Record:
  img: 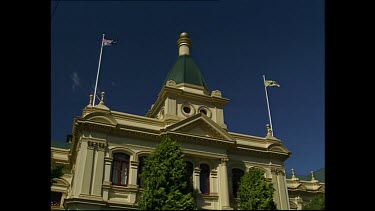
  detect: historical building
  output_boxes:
[51,32,324,210]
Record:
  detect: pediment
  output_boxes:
[268,143,290,153]
[165,113,235,143]
[83,112,118,125]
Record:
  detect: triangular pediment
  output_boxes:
[165,113,235,143]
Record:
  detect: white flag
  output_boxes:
[265,80,280,87]
[103,38,117,46]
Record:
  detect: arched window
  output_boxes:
[111,153,130,186]
[232,168,244,198]
[137,156,147,188]
[185,161,194,192]
[200,164,210,194]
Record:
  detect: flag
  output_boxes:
[265,80,280,87]
[103,38,117,46]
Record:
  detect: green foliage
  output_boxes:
[137,136,197,210]
[51,161,64,186]
[303,194,325,210]
[237,169,277,210]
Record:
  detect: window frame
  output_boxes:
[111,153,130,186]
[199,163,210,195]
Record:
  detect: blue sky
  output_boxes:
[51,0,324,176]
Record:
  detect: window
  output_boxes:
[137,156,147,188]
[232,168,244,198]
[111,153,130,186]
[185,161,194,192]
[200,164,210,194]
[51,191,62,207]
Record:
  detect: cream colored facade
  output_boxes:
[51,32,323,210]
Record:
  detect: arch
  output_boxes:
[109,147,136,160]
[268,143,289,153]
[228,161,246,176]
[83,112,118,125]
[136,151,152,161]
[196,159,215,170]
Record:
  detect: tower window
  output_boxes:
[183,106,191,114]
[200,109,207,115]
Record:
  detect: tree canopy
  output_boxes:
[303,194,325,210]
[237,168,277,210]
[137,136,197,210]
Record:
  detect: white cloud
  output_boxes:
[70,72,80,91]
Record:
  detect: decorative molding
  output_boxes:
[271,167,285,175]
[211,90,222,98]
[88,141,107,151]
[166,80,177,87]
[221,157,229,164]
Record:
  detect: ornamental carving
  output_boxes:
[87,141,107,151]
[271,167,285,175]
[221,157,229,164]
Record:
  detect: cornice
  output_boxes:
[146,85,229,118]
[111,111,164,127]
[165,131,236,147]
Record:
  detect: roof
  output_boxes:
[163,55,209,91]
[51,141,71,149]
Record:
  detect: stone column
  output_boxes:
[72,140,86,197]
[90,142,107,197]
[271,167,290,210]
[194,167,201,192]
[219,157,231,210]
[81,141,95,195]
[102,156,113,200]
[129,161,139,188]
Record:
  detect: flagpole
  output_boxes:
[93,34,105,106]
[263,75,274,136]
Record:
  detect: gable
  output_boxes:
[165,113,235,143]
[181,125,212,137]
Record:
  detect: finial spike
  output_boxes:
[99,92,105,105]
[266,124,272,136]
[311,170,316,181]
[88,94,93,106]
[177,32,191,56]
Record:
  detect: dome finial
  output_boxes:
[177,32,191,56]
[99,92,105,105]
[88,94,93,107]
[311,170,318,182]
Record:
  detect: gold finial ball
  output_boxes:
[180,32,189,38]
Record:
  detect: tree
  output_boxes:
[137,136,197,210]
[303,194,325,210]
[237,168,277,210]
[51,161,64,186]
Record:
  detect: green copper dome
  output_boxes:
[163,55,209,91]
